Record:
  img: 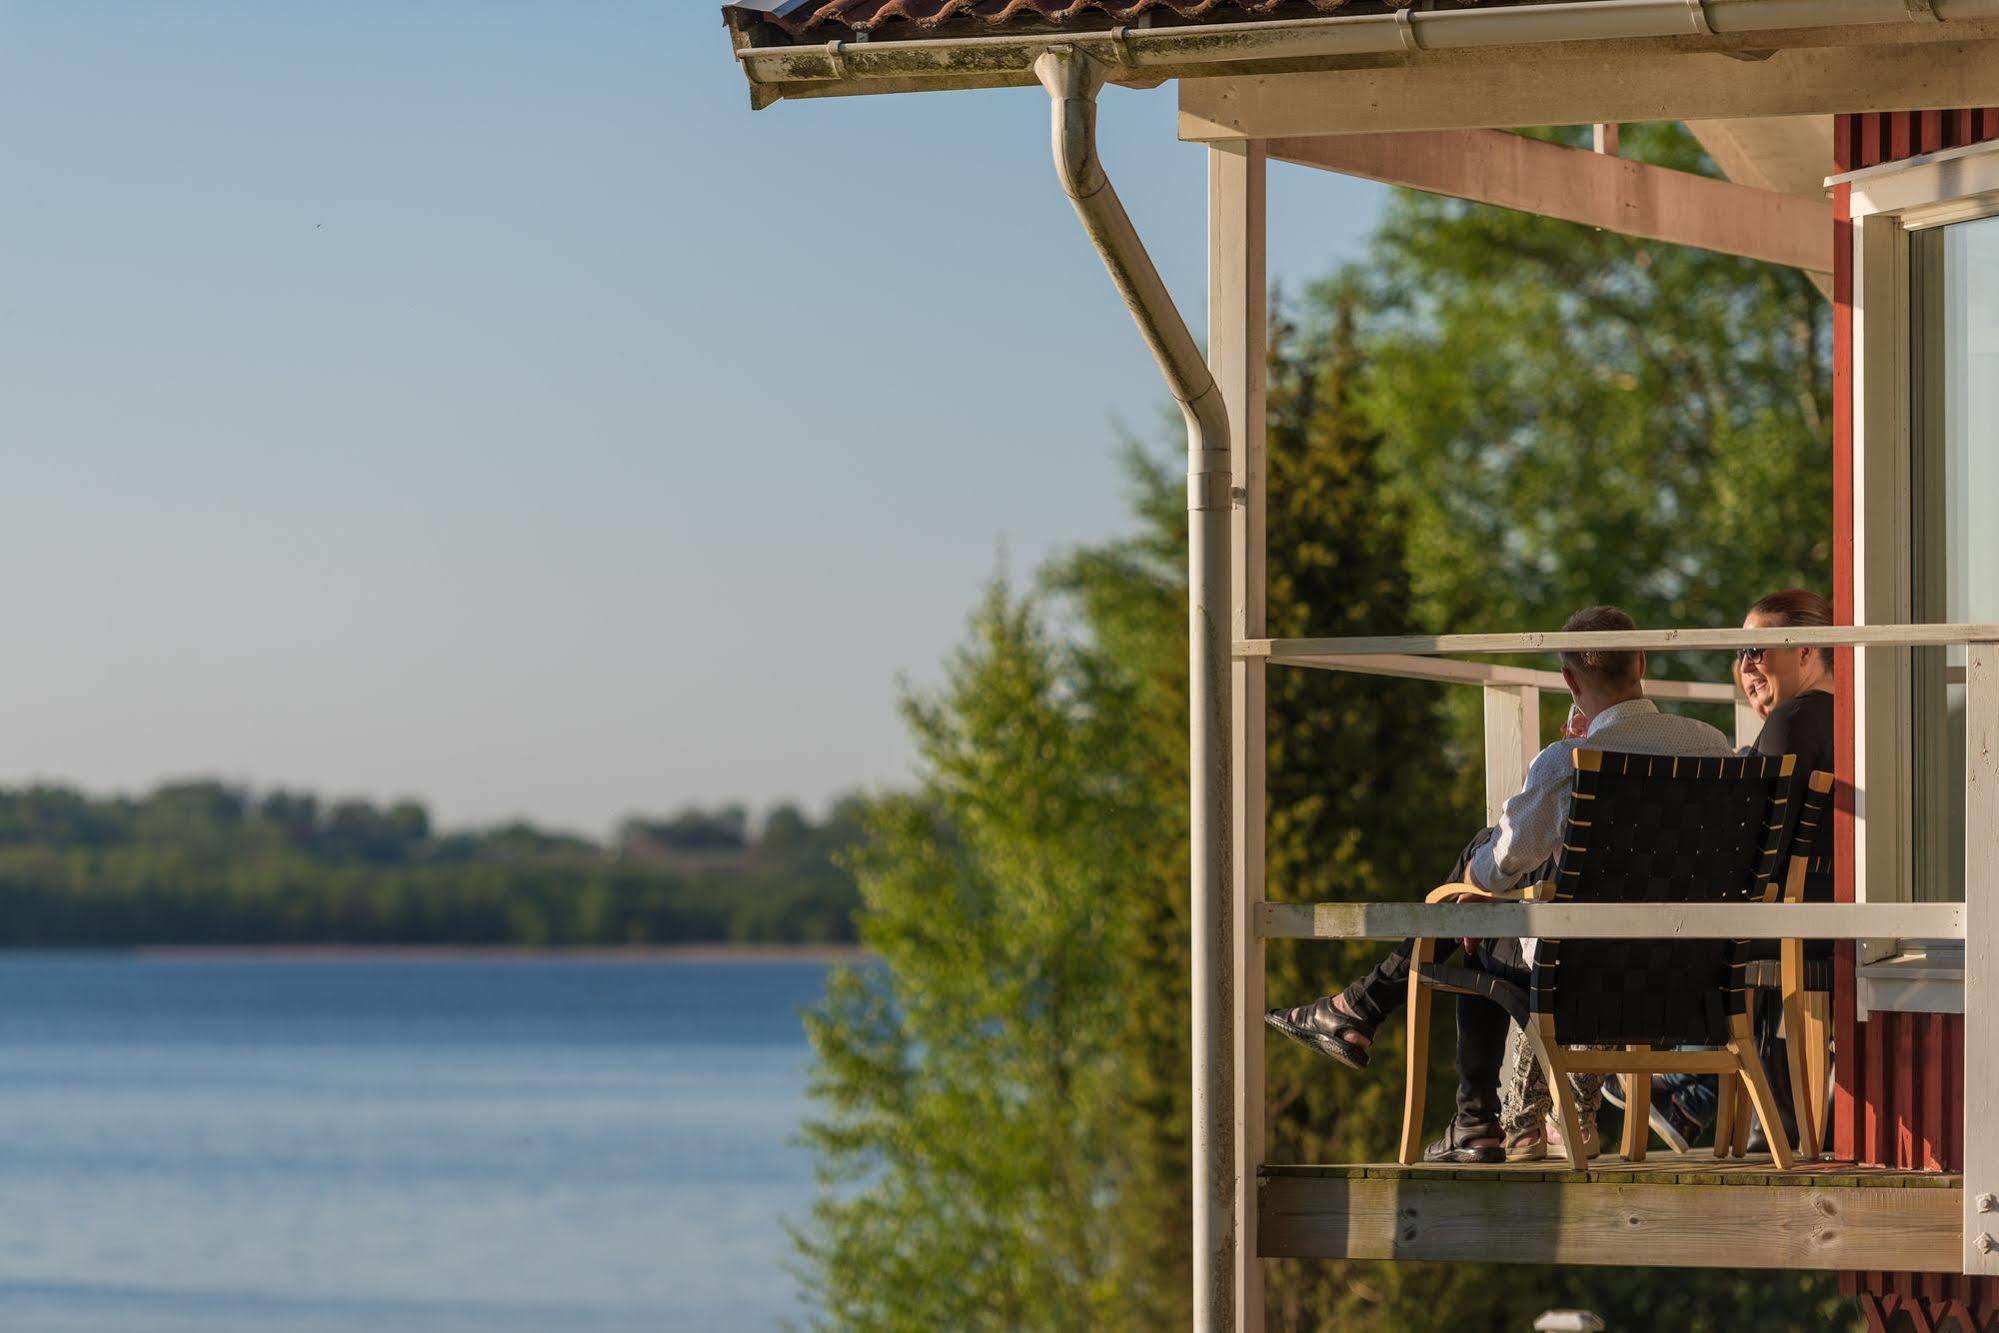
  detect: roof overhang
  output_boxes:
[725,0,1999,109]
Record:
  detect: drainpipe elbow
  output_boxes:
[1034,49,1110,203]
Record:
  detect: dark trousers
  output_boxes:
[1336,826,1523,1138]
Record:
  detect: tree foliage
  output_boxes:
[799,123,1853,1329]
[0,780,863,946]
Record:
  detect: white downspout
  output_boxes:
[1033,49,1236,1333]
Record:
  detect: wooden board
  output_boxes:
[1180,38,1999,141]
[1965,646,1999,1272]
[1257,899,1966,941]
[1280,651,1735,701]
[1268,129,1831,274]
[1211,137,1268,1331]
[1245,622,1999,660]
[1260,1165,1963,1271]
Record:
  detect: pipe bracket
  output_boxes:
[1684,0,1713,34]
[1188,472,1234,512]
[1394,8,1425,51]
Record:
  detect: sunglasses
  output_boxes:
[1736,646,1768,666]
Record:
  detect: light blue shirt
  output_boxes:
[1468,697,1736,896]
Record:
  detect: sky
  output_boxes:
[0,2,1387,835]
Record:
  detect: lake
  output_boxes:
[0,954,831,1332]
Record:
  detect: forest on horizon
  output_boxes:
[0,779,862,947]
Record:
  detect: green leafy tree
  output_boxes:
[795,581,1173,1330]
[798,118,1854,1331]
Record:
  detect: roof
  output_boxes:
[723,0,1368,45]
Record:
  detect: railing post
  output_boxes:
[1483,684,1541,827]
[1735,696,1763,750]
[1965,645,1998,1273]
[1211,136,1266,1333]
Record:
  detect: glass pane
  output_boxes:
[1912,215,1999,903]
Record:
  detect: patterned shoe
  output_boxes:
[1545,1114,1601,1161]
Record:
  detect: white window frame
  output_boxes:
[1841,139,1999,1015]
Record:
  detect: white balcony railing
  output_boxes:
[1237,622,1999,1275]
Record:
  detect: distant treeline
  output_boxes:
[0,781,864,946]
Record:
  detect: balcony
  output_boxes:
[1235,621,1997,1279]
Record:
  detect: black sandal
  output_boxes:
[1424,1127,1504,1165]
[1264,997,1375,1071]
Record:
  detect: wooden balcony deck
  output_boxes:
[1261,1158,1962,1272]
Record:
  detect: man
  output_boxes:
[1266,605,1735,1163]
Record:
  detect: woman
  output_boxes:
[1506,588,1837,1157]
[1737,587,1837,837]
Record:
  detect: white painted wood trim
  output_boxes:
[1268,128,1831,273]
[1276,651,1737,702]
[1857,953,1966,1015]
[1241,623,1999,659]
[1964,646,1999,1272]
[1256,900,1966,941]
[1735,697,1764,750]
[1178,37,1999,142]
[1212,137,1268,1333]
[1844,138,1999,226]
[1829,137,1999,189]
[1852,210,1915,967]
[1482,684,1540,828]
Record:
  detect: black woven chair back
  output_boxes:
[1751,767,1838,967]
[1530,750,1795,1048]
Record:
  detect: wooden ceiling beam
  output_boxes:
[1267,127,1834,273]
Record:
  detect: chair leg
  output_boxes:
[1802,992,1832,1159]
[1621,1046,1650,1163]
[1730,1015,1797,1171]
[1783,989,1820,1163]
[1399,939,1437,1166]
[1731,1077,1753,1159]
[1528,1016,1590,1172]
[1713,1075,1737,1158]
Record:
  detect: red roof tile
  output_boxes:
[726,0,1368,42]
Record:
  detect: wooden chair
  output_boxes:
[1717,770,1836,1160]
[1399,749,1817,1173]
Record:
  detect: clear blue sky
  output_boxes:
[0,2,1386,833]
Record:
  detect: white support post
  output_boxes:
[1735,697,1763,750]
[1482,684,1541,827]
[1964,646,1998,1273]
[1211,137,1267,1333]
[1592,122,1620,157]
[1853,209,1915,971]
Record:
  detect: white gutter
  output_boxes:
[1031,48,1235,1332]
[738,0,1999,100]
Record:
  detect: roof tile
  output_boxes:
[729,0,1365,40]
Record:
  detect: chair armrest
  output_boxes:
[1423,880,1555,905]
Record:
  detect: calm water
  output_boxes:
[0,955,829,1332]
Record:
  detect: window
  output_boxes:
[1909,216,1999,903]
[1844,138,1999,1006]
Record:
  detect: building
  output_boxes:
[717,3,1999,1328]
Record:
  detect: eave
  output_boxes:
[726,0,1999,108]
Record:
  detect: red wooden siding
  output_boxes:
[1832,107,1999,1328]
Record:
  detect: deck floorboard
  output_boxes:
[1260,1159,1964,1270]
[1270,1157,1959,1188]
